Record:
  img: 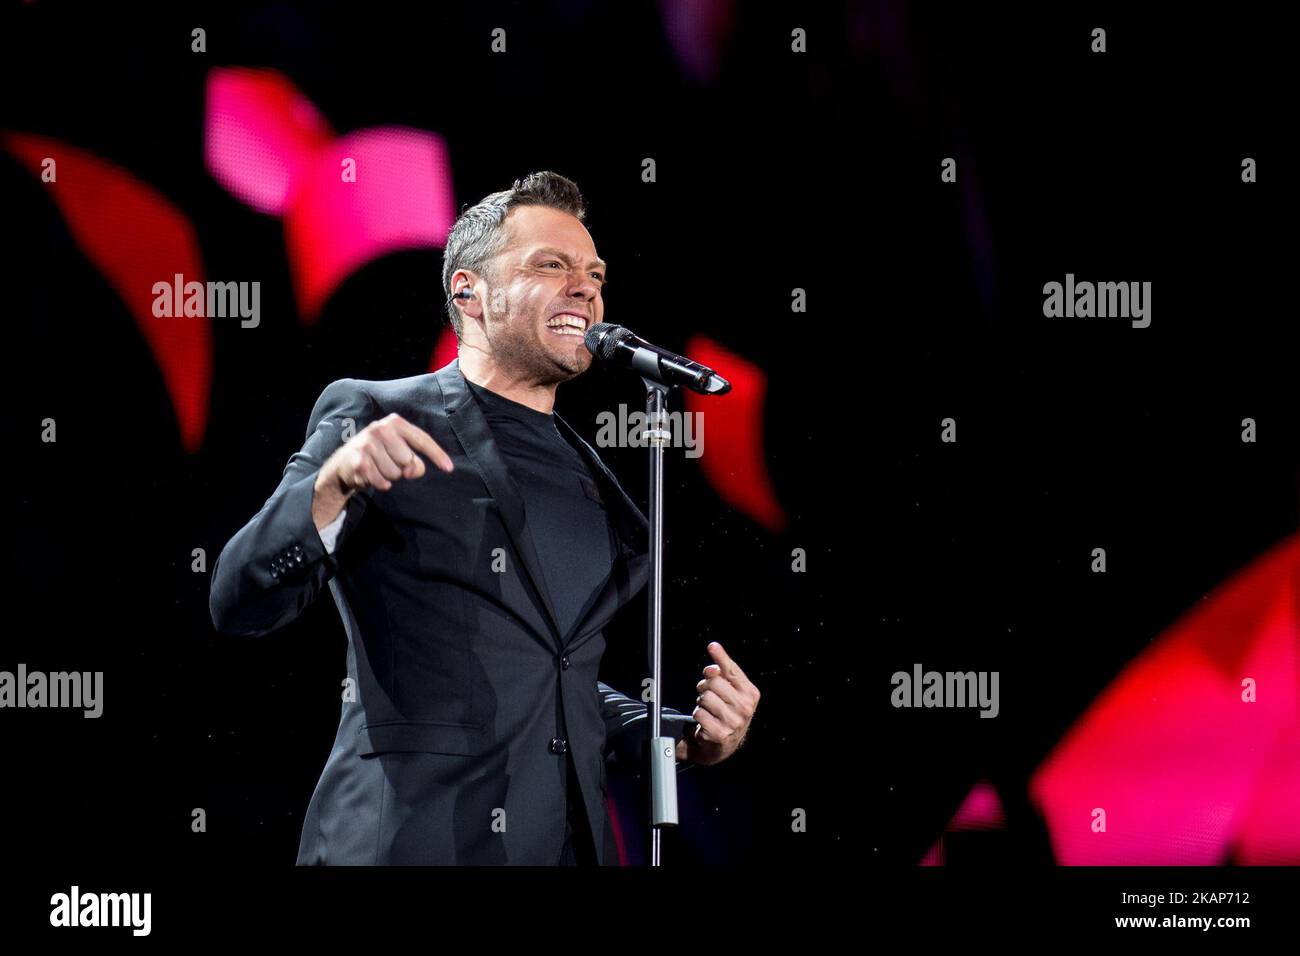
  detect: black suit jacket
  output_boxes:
[209,359,697,865]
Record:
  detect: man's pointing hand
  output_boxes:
[313,413,454,530]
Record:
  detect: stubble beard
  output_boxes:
[489,306,589,387]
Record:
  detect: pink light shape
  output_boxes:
[3,131,210,453]
[205,67,333,215]
[950,779,1006,831]
[205,67,457,324]
[283,127,455,323]
[919,779,1006,865]
[684,336,786,533]
[1234,723,1300,863]
[1030,533,1300,864]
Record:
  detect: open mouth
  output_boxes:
[545,313,588,337]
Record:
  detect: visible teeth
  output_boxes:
[546,315,586,333]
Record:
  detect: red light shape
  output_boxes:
[684,336,786,533]
[428,327,459,372]
[606,794,628,867]
[3,132,210,453]
[1030,533,1300,864]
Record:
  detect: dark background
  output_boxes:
[3,0,1296,885]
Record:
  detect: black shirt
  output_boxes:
[465,378,615,864]
[465,379,617,638]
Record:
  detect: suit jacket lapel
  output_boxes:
[433,359,652,653]
[436,360,564,647]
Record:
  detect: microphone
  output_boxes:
[584,323,731,395]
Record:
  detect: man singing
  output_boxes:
[209,171,760,865]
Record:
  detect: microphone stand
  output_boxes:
[641,376,678,866]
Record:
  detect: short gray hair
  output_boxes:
[441,171,587,337]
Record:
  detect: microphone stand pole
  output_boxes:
[642,376,678,866]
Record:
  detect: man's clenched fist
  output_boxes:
[312,413,454,530]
